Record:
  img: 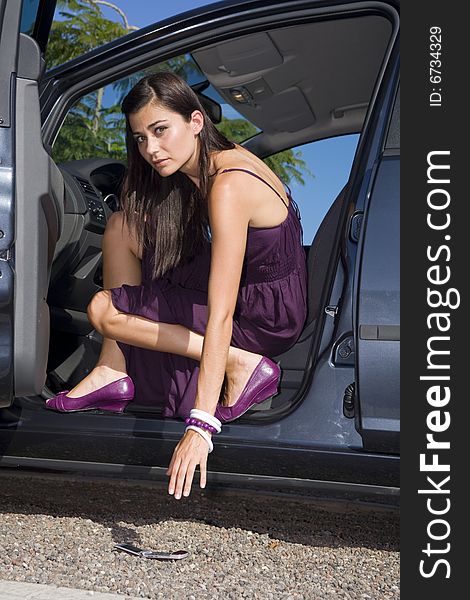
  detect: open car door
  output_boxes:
[353,68,400,453]
[0,0,60,408]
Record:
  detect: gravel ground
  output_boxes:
[0,471,399,599]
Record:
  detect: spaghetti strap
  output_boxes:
[218,168,289,209]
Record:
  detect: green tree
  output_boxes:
[52,93,127,162]
[216,118,312,185]
[49,0,135,162]
[46,1,136,67]
[49,1,313,185]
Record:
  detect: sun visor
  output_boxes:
[227,86,315,133]
[194,33,282,79]
[192,15,393,139]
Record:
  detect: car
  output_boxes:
[0,0,400,506]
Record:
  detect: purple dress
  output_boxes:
[110,168,307,419]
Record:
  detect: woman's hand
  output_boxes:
[166,429,209,499]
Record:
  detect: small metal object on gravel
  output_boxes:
[114,543,188,560]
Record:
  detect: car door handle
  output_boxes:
[359,325,400,341]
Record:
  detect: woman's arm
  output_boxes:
[194,175,251,413]
[166,174,251,499]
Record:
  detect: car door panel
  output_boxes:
[15,37,64,395]
[0,0,59,406]
[0,0,21,407]
[355,156,400,452]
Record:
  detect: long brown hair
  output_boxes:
[120,72,235,279]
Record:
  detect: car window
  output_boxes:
[20,0,42,35]
[51,53,259,164]
[46,0,135,69]
[52,50,359,245]
[271,135,359,244]
[45,1,221,70]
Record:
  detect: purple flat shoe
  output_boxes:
[45,376,135,413]
[215,357,281,423]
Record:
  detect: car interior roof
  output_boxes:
[192,14,392,155]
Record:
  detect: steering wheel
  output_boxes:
[48,158,126,313]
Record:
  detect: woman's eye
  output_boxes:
[134,127,166,144]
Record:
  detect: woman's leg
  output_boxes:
[65,212,143,397]
[87,292,263,407]
[67,210,261,406]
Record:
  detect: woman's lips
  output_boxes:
[153,158,169,167]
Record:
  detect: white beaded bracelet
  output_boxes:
[190,409,222,433]
[186,425,214,453]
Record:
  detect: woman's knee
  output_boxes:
[105,210,125,232]
[104,211,141,258]
[103,211,126,245]
[87,290,114,335]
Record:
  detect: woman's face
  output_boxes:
[129,101,204,177]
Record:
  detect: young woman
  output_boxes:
[46,72,307,499]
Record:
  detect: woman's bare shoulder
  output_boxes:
[211,145,263,174]
[212,147,285,193]
[208,147,290,227]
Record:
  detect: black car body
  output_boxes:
[0,0,400,505]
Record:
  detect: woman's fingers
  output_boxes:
[174,460,189,499]
[174,453,202,499]
[182,462,197,497]
[199,459,207,489]
[168,455,181,495]
[167,431,209,499]
[166,452,176,476]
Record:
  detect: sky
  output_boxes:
[69,0,359,242]
[98,1,224,26]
